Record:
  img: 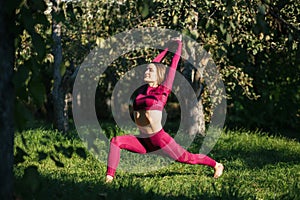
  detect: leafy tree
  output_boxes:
[14,0,50,128]
[13,0,300,135]
[14,0,79,132]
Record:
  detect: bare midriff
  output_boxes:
[134,110,163,134]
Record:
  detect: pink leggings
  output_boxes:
[106,129,216,177]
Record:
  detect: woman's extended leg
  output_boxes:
[106,135,147,180]
[149,129,224,178]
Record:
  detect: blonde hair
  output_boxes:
[152,62,166,85]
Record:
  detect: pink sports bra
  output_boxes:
[133,40,182,111]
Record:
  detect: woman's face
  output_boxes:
[144,63,158,85]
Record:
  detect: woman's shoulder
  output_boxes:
[156,84,171,94]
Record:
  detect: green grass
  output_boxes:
[13,127,300,200]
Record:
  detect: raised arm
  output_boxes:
[162,40,182,91]
[152,47,169,63]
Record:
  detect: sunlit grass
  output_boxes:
[14,127,300,199]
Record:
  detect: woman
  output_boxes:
[106,37,224,183]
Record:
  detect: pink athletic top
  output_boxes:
[133,41,182,111]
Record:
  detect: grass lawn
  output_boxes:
[13,126,300,200]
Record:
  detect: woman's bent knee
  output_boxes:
[110,136,120,146]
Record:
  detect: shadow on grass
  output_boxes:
[14,165,257,200]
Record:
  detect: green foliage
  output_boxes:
[69,0,299,131]
[14,0,51,129]
[14,0,300,132]
[14,127,300,199]
[14,0,81,130]
[220,0,300,131]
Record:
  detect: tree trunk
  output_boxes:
[0,1,15,199]
[180,4,206,136]
[182,45,206,136]
[182,62,206,136]
[52,0,67,132]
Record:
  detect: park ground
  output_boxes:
[13,125,300,200]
